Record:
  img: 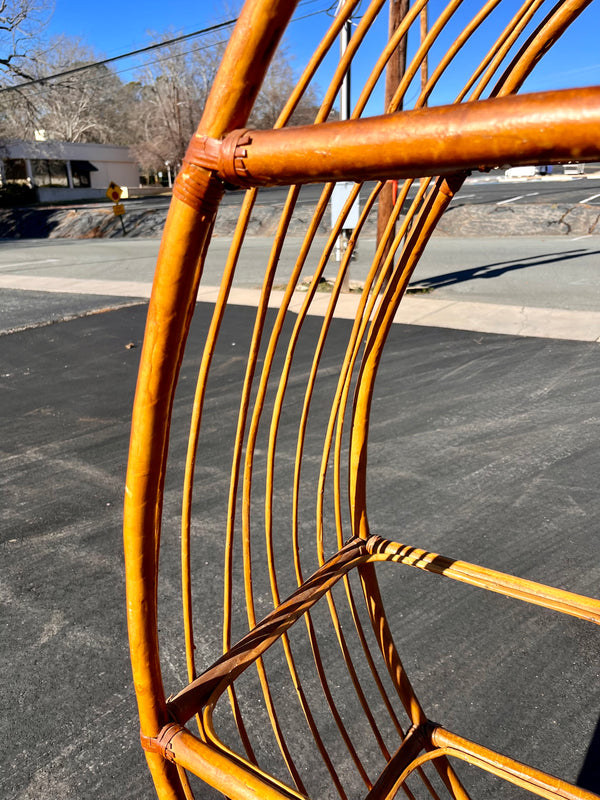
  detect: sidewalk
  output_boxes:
[1,271,599,342]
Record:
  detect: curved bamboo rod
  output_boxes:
[129,1,600,798]
[420,0,504,106]
[349,0,597,574]
[353,0,429,117]
[272,182,417,778]
[249,185,389,791]
[367,725,600,800]
[212,86,600,188]
[251,1,434,776]
[276,0,364,128]
[125,0,300,795]
[125,179,225,800]
[181,188,258,686]
[366,536,600,623]
[227,186,307,789]
[492,0,594,97]
[465,0,548,102]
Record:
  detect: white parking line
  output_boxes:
[497,195,524,205]
[496,191,539,205]
[449,193,476,203]
[0,258,60,270]
[579,193,600,204]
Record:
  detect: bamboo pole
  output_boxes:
[208,86,600,187]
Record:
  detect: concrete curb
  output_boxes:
[1,273,598,342]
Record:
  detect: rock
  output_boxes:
[1,200,599,240]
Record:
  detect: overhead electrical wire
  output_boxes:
[0,0,329,94]
[0,19,236,94]
[7,36,232,100]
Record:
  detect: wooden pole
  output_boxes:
[420,4,428,99]
[375,0,409,280]
[340,14,352,291]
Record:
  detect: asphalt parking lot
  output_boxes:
[1,288,599,799]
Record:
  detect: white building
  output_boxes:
[0,140,140,202]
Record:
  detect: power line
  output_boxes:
[0,18,237,94]
[9,36,231,99]
[109,5,330,79]
[0,0,329,95]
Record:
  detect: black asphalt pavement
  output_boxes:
[0,287,144,334]
[1,295,599,799]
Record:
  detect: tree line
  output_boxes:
[0,0,319,177]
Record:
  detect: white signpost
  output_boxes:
[333,2,359,283]
[331,181,360,263]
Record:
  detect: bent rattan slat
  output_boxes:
[123,0,600,798]
[193,87,600,187]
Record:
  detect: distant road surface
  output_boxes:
[85,171,600,214]
[0,234,599,318]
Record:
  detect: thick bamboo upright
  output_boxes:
[124,1,600,798]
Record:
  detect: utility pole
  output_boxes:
[375,0,409,279]
[340,16,351,122]
[420,4,429,98]
[333,2,359,289]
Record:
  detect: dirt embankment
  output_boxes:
[1,197,600,239]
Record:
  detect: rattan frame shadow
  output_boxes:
[123,1,600,798]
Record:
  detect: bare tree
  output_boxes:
[0,0,51,81]
[0,17,322,179]
[248,43,319,129]
[131,33,319,174]
[0,83,36,136]
[130,32,225,173]
[0,35,142,143]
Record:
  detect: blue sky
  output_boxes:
[44,0,600,110]
[45,0,235,58]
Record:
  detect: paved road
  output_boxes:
[1,235,599,333]
[61,170,600,215]
[457,174,600,207]
[215,175,600,228]
[212,174,600,210]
